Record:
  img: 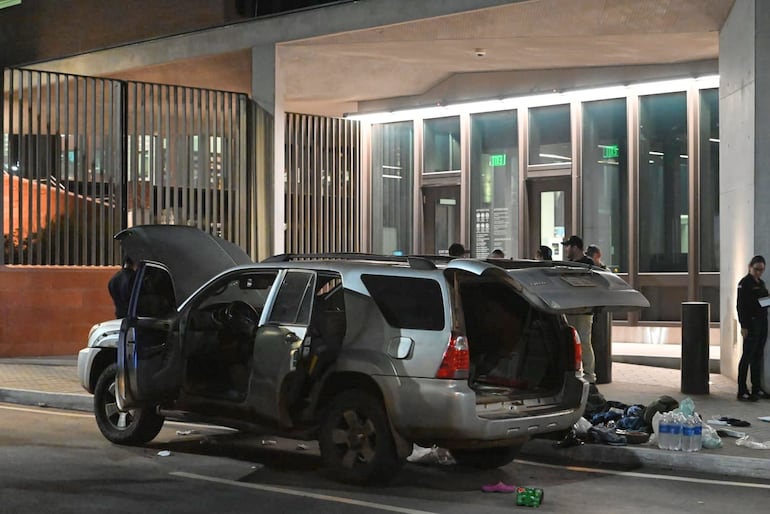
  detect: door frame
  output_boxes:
[421,184,462,255]
[526,175,573,260]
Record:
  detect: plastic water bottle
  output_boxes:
[681,416,695,452]
[657,412,671,450]
[667,413,682,451]
[691,415,702,452]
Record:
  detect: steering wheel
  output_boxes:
[224,301,260,335]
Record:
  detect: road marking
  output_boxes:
[171,471,439,514]
[518,459,770,489]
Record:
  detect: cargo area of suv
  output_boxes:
[460,278,571,398]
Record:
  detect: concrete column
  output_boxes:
[719,0,770,382]
[251,43,285,255]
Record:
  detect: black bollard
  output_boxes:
[592,311,612,384]
[681,302,710,394]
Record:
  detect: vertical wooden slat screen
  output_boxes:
[284,112,361,254]
[1,67,252,265]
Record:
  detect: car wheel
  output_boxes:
[318,390,403,485]
[451,445,522,469]
[93,363,165,445]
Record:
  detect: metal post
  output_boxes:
[681,302,710,394]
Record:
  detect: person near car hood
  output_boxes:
[108,256,137,318]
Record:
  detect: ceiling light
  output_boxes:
[345,75,721,123]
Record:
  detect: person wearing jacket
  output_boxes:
[736,255,770,401]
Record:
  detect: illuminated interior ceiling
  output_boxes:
[99,0,735,117]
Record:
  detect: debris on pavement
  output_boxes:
[261,439,277,446]
[481,481,517,493]
[735,435,770,449]
[156,450,172,457]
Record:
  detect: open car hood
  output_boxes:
[445,259,649,314]
[116,225,252,303]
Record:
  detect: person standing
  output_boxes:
[562,235,593,265]
[536,245,552,260]
[561,235,598,389]
[108,256,137,318]
[586,244,606,268]
[448,243,467,257]
[736,255,770,401]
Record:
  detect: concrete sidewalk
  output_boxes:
[1,351,770,481]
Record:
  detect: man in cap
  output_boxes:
[561,235,593,265]
[561,235,599,393]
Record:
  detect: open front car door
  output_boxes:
[117,262,180,410]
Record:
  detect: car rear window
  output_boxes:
[361,274,444,330]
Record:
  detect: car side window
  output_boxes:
[267,271,316,325]
[135,265,176,318]
[361,274,444,330]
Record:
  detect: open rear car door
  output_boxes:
[444,259,649,314]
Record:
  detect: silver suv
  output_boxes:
[78,225,647,484]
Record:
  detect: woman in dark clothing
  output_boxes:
[736,255,770,401]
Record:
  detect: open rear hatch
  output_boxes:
[444,260,648,416]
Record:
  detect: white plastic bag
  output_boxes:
[735,435,770,449]
[573,417,592,437]
[701,421,722,449]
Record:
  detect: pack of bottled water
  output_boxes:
[658,411,701,451]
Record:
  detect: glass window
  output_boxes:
[361,274,444,330]
[470,111,519,258]
[639,286,687,321]
[700,89,719,272]
[638,92,688,272]
[582,98,628,272]
[528,105,571,166]
[423,117,461,173]
[268,271,315,325]
[371,122,413,255]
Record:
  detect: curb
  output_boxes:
[0,388,92,413]
[520,438,770,481]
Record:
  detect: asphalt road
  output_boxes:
[1,402,769,514]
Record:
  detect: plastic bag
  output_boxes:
[678,397,695,417]
[573,417,592,437]
[701,421,722,449]
[735,435,770,449]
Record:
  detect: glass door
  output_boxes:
[527,177,572,260]
[422,185,461,255]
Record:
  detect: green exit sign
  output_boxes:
[489,154,506,167]
[602,145,619,159]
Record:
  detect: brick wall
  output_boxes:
[0,266,117,357]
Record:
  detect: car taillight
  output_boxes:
[436,333,470,379]
[569,326,583,372]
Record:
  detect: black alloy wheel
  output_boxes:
[93,363,165,444]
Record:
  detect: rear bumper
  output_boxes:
[378,373,588,447]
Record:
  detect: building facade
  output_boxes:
[2,0,768,383]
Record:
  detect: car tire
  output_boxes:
[451,445,522,469]
[93,363,165,445]
[318,390,403,485]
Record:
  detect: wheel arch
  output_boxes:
[89,348,117,391]
[314,371,412,460]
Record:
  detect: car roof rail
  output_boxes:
[261,252,452,269]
